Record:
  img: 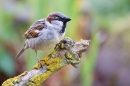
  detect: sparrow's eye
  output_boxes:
[55,17,59,20]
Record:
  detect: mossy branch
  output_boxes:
[2,37,90,86]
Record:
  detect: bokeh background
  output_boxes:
[0,0,130,86]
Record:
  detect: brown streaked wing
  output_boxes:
[23,19,45,39]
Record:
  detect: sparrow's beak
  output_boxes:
[64,17,71,22]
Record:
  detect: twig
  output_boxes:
[2,37,90,86]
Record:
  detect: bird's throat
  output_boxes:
[59,23,66,34]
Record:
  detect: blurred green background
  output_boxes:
[0,0,130,86]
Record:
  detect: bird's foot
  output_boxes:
[37,59,43,68]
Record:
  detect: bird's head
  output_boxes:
[46,12,71,27]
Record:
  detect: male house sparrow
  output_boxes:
[15,12,71,63]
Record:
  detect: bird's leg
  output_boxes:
[35,50,42,67]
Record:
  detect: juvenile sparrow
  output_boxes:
[15,12,71,63]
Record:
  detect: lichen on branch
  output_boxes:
[2,37,90,86]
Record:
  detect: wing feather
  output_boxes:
[24,19,45,39]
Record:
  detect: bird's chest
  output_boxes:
[26,30,61,51]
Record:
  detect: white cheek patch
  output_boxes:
[58,21,63,27]
[51,20,63,27]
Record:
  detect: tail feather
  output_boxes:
[15,44,28,58]
[15,48,25,58]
